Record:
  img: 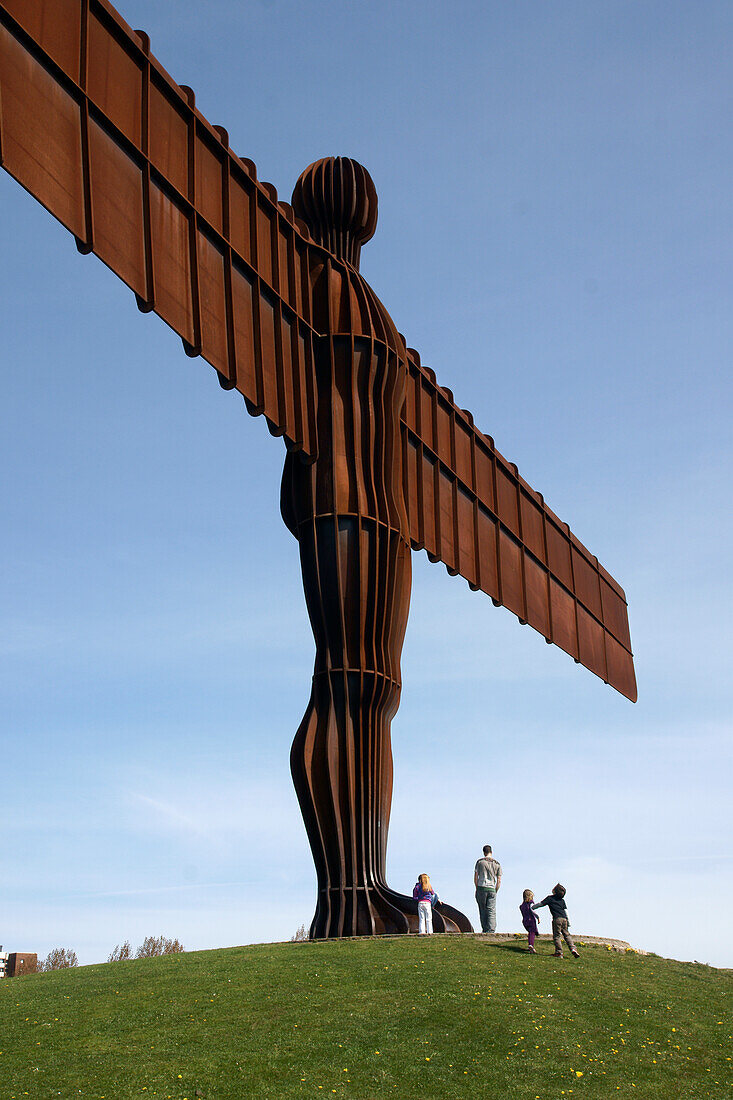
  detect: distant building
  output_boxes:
[5,952,38,977]
[0,947,7,979]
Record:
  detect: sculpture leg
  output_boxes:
[290,511,472,937]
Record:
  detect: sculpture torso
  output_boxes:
[281,258,408,534]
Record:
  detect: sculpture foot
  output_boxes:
[380,886,474,935]
[310,884,473,938]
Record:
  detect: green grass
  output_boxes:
[1,937,731,1099]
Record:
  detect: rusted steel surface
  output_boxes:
[0,1,637,938]
[281,157,471,934]
[0,0,320,455]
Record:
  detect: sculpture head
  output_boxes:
[292,157,378,270]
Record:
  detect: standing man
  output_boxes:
[474,844,502,933]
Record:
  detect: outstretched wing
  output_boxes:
[401,350,637,702]
[0,0,318,455]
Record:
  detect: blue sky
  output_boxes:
[1,0,731,967]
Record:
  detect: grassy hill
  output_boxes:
[1,936,731,1099]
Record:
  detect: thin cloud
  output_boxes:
[76,880,267,899]
[130,793,211,836]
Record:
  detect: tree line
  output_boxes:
[15,936,185,974]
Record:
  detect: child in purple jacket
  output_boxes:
[520,889,540,953]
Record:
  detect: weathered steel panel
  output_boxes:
[524,552,551,639]
[476,505,500,602]
[1,0,81,81]
[496,462,520,538]
[520,491,546,564]
[88,118,146,297]
[230,262,257,401]
[196,230,228,376]
[456,486,477,586]
[0,25,85,237]
[421,450,438,559]
[499,528,524,620]
[149,181,194,344]
[88,9,143,147]
[550,577,579,661]
[148,79,187,196]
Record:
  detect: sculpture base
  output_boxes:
[309,884,473,939]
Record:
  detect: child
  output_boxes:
[413,873,439,934]
[532,883,580,958]
[519,889,540,953]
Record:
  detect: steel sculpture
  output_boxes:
[0,0,636,938]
